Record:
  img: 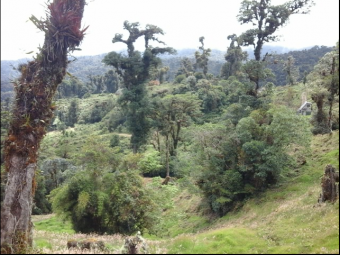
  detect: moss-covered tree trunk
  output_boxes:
[1,0,86,253]
[319,164,339,203]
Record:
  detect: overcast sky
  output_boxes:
[1,0,339,60]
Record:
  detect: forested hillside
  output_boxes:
[1,45,332,100]
[1,0,338,253]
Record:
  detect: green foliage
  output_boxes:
[283,55,300,85]
[237,0,314,90]
[49,134,159,235]
[33,215,74,234]
[310,109,329,135]
[105,107,125,132]
[86,102,113,124]
[221,34,248,80]
[195,104,311,215]
[104,70,120,93]
[120,84,151,152]
[267,45,333,86]
[51,168,158,235]
[238,0,315,61]
[40,157,77,194]
[56,77,88,99]
[83,92,91,98]
[185,75,197,88]
[66,99,79,127]
[223,103,251,125]
[103,21,176,152]
[241,60,275,92]
[144,177,180,235]
[29,130,340,254]
[3,6,338,252]
[236,117,261,144]
[109,134,120,147]
[174,74,186,84]
[176,57,194,77]
[194,72,205,81]
[309,42,339,134]
[150,93,203,157]
[194,36,211,77]
[196,79,226,113]
[265,105,311,149]
[32,170,51,215]
[138,146,163,177]
[103,170,158,234]
[76,135,118,175]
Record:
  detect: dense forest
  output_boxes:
[1,45,332,100]
[1,0,339,254]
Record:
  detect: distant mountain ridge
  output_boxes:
[1,45,333,100]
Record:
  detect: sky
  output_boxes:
[1,0,339,61]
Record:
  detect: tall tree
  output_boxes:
[66,99,79,127]
[326,42,339,131]
[176,57,195,77]
[221,34,248,80]
[283,55,299,85]
[88,74,105,94]
[150,94,202,177]
[194,36,211,77]
[103,21,176,153]
[237,0,315,90]
[104,70,120,93]
[310,42,339,134]
[1,0,87,253]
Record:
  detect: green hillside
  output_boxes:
[31,128,339,253]
[1,2,338,252]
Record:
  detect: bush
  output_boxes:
[138,147,163,177]
[310,110,330,135]
[107,110,126,132]
[109,134,120,147]
[32,171,51,215]
[194,72,205,80]
[50,169,158,235]
[174,74,186,84]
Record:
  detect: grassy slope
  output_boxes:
[32,84,339,254]
[162,131,339,254]
[32,131,339,254]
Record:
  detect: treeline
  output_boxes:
[1,45,332,101]
[267,45,333,85]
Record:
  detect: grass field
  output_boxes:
[31,130,339,254]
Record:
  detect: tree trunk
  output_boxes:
[1,159,36,253]
[1,0,86,253]
[319,164,339,203]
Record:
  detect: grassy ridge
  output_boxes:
[162,131,339,254]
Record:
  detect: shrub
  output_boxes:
[174,74,186,84]
[110,134,120,147]
[50,169,158,235]
[138,147,163,177]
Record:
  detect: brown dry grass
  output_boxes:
[31,226,168,254]
[32,231,124,254]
